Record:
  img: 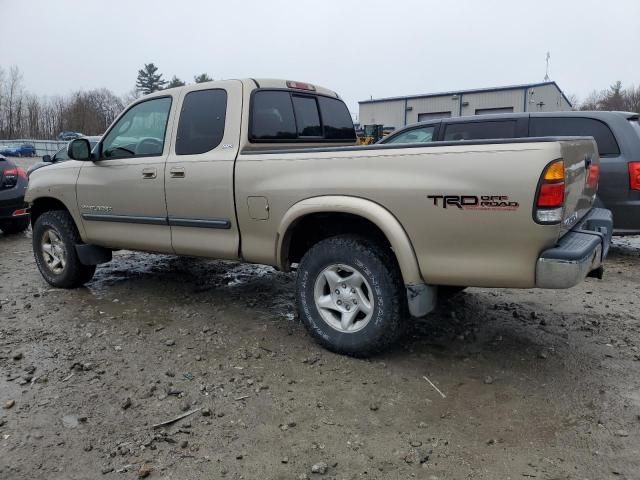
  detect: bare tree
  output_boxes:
[3,66,25,138]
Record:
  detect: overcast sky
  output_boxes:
[1,0,638,117]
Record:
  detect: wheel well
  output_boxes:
[30,197,69,225]
[284,212,394,267]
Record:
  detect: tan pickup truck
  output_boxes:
[25,79,612,356]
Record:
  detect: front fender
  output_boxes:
[25,162,85,239]
[277,195,424,285]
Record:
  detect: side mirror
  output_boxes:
[42,154,52,163]
[67,138,91,161]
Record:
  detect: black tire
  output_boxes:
[296,235,406,357]
[0,216,30,234]
[32,210,96,288]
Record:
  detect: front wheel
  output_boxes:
[296,235,406,357]
[33,210,96,288]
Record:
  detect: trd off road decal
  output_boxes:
[427,195,519,211]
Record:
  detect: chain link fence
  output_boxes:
[0,139,68,157]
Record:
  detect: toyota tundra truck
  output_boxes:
[25,79,612,356]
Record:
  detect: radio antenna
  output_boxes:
[544,51,551,81]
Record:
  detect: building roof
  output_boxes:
[359,81,572,107]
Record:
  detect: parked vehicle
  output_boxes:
[0,143,37,157]
[26,79,612,356]
[381,111,640,235]
[0,154,30,234]
[58,131,84,141]
[27,137,100,177]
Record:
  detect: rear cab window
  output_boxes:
[443,120,518,141]
[250,90,356,142]
[530,117,620,156]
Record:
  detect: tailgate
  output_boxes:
[559,138,599,235]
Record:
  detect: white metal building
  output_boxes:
[358,81,572,130]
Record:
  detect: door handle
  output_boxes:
[170,167,185,179]
[142,167,157,179]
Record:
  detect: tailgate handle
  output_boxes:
[584,155,592,170]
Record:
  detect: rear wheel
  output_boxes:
[33,210,96,288]
[296,235,406,357]
[0,217,30,234]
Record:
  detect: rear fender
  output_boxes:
[277,195,423,285]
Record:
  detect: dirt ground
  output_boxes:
[2,161,640,480]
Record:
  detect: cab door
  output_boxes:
[165,80,242,258]
[76,95,176,253]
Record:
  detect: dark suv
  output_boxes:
[0,154,29,234]
[381,111,640,235]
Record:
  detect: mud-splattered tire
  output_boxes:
[296,235,406,357]
[33,210,96,288]
[0,217,30,234]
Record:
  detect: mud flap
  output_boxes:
[406,283,437,318]
[75,244,112,265]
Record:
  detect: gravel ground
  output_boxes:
[1,158,640,480]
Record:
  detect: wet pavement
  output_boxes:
[1,227,639,480]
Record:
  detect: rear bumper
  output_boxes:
[535,208,613,289]
[0,198,29,220]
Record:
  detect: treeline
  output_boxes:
[0,63,214,140]
[0,66,125,140]
[578,81,640,113]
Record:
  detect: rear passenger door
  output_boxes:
[441,118,526,141]
[164,80,243,259]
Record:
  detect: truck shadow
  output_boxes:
[86,250,587,367]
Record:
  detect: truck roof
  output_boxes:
[159,78,341,99]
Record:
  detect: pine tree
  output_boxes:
[167,76,186,88]
[193,73,213,83]
[135,63,167,94]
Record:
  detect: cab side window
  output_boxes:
[102,97,172,159]
[176,89,228,155]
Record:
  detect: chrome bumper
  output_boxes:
[536,208,613,289]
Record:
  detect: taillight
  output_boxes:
[587,163,600,190]
[3,167,27,180]
[2,167,26,188]
[538,183,565,207]
[629,162,640,190]
[535,159,565,224]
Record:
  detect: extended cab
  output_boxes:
[26,79,612,356]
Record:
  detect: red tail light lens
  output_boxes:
[587,164,600,190]
[537,182,565,207]
[3,167,27,180]
[537,160,565,208]
[535,159,565,224]
[2,167,27,188]
[629,162,640,190]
